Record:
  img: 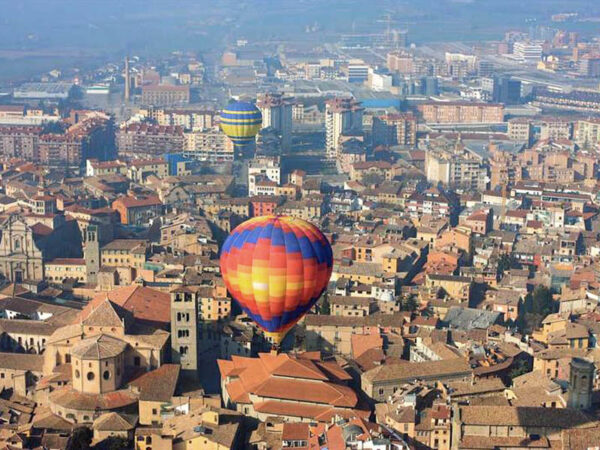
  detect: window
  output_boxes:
[87,372,95,381]
[75,370,80,379]
[134,357,141,366]
[103,370,110,380]
[152,408,158,415]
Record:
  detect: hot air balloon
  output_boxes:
[219,101,262,147]
[220,215,333,345]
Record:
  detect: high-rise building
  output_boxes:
[498,77,522,104]
[579,56,600,77]
[507,118,533,145]
[477,60,494,77]
[482,76,521,104]
[116,123,184,158]
[417,102,504,124]
[513,41,543,63]
[141,84,190,106]
[540,119,573,141]
[347,63,369,83]
[372,113,417,147]
[248,156,281,196]
[124,56,130,102]
[183,128,234,162]
[257,92,293,151]
[421,77,439,96]
[425,146,487,191]
[574,118,600,149]
[325,98,364,160]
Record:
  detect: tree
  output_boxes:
[508,358,530,382]
[97,436,131,450]
[319,295,331,315]
[400,294,418,312]
[362,173,384,186]
[531,285,554,316]
[516,285,556,334]
[66,426,92,450]
[497,253,515,274]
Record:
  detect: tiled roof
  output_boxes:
[130,364,180,402]
[363,357,471,383]
[49,387,137,411]
[0,352,43,372]
[79,286,170,329]
[218,352,360,420]
[459,405,594,428]
[93,412,135,431]
[71,334,127,360]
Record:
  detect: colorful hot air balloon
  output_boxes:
[219,101,262,147]
[220,215,333,345]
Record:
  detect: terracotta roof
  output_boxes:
[81,299,129,328]
[0,352,43,372]
[363,358,471,383]
[282,422,310,440]
[459,405,594,428]
[93,412,135,431]
[80,286,170,329]
[112,195,162,209]
[351,332,383,360]
[71,334,127,360]
[130,364,180,402]
[49,387,137,411]
[218,352,359,421]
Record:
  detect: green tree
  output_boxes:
[508,358,530,382]
[319,295,331,315]
[400,294,418,312]
[497,253,514,274]
[66,426,92,450]
[531,285,554,316]
[97,436,131,450]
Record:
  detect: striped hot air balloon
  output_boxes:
[219,216,333,345]
[219,101,262,147]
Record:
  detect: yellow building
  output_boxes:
[425,274,472,302]
[135,407,243,450]
[101,239,148,270]
[128,159,169,182]
[45,258,87,283]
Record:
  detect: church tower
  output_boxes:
[568,357,594,410]
[84,225,100,285]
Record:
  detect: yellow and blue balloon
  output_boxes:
[220,101,262,147]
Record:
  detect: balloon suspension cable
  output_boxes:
[271,340,281,354]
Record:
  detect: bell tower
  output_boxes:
[84,225,100,285]
[568,357,594,410]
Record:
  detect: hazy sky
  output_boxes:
[0,0,599,80]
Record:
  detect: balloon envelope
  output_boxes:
[220,216,333,343]
[219,101,262,147]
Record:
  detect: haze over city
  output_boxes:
[0,1,600,449]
